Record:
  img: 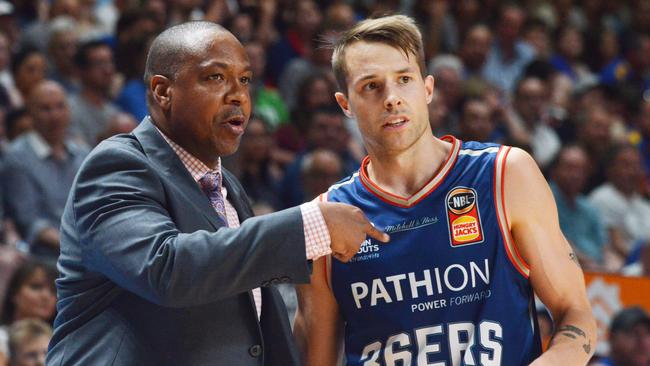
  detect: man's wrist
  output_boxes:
[300,202,332,260]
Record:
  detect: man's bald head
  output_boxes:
[144,21,230,84]
[28,80,66,108]
[28,80,70,144]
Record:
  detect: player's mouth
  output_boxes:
[382,116,410,130]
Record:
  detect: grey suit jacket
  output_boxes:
[47,118,310,365]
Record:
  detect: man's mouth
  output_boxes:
[225,116,245,127]
[382,116,409,128]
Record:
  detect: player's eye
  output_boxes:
[399,76,412,83]
[364,81,378,91]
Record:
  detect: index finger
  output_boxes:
[365,224,390,243]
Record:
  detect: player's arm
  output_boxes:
[504,147,596,365]
[294,256,344,366]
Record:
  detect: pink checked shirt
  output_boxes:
[157,128,331,319]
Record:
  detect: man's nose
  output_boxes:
[384,84,402,110]
[225,81,248,106]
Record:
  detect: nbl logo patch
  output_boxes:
[445,187,484,247]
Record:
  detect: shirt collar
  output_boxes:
[154,126,222,184]
[26,131,54,159]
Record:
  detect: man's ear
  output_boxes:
[424,75,435,104]
[150,75,172,111]
[335,92,353,118]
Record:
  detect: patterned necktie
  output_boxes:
[199,171,228,226]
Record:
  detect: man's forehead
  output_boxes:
[345,41,417,77]
[189,32,249,68]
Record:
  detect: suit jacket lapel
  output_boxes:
[132,117,225,231]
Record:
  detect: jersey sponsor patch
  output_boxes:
[446,187,484,247]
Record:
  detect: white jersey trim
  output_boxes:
[459,146,500,156]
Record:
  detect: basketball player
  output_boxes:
[295,15,596,366]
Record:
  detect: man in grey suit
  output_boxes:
[46,21,388,365]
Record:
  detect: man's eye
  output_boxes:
[240,76,251,85]
[208,74,224,81]
[399,76,411,83]
[364,82,378,91]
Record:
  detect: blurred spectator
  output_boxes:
[549,145,608,271]
[19,0,82,53]
[225,10,255,43]
[7,319,51,366]
[225,1,278,48]
[324,2,355,30]
[589,145,650,268]
[577,105,615,192]
[301,149,343,201]
[245,40,288,130]
[428,54,463,133]
[590,306,650,366]
[279,107,356,208]
[550,25,593,85]
[0,261,56,326]
[599,33,650,98]
[586,27,620,75]
[69,39,120,147]
[428,89,449,136]
[413,0,456,58]
[46,17,79,93]
[9,47,46,109]
[167,0,204,26]
[0,1,18,49]
[483,3,536,93]
[2,81,87,260]
[114,7,159,47]
[458,24,493,79]
[507,75,560,168]
[451,0,486,44]
[115,33,153,121]
[278,27,339,112]
[621,242,650,277]
[457,97,495,142]
[0,31,12,99]
[629,98,650,196]
[546,0,587,31]
[267,0,322,85]
[95,111,137,145]
[237,117,283,209]
[521,17,551,59]
[3,108,32,142]
[275,72,337,157]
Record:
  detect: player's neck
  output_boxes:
[366,136,451,197]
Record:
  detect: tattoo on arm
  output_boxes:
[556,325,591,354]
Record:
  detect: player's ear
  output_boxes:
[424,75,435,104]
[335,92,353,118]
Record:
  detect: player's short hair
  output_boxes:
[330,14,426,94]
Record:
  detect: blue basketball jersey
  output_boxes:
[323,136,541,366]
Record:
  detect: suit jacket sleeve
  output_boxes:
[70,139,311,308]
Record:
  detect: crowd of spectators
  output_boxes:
[0,0,648,364]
